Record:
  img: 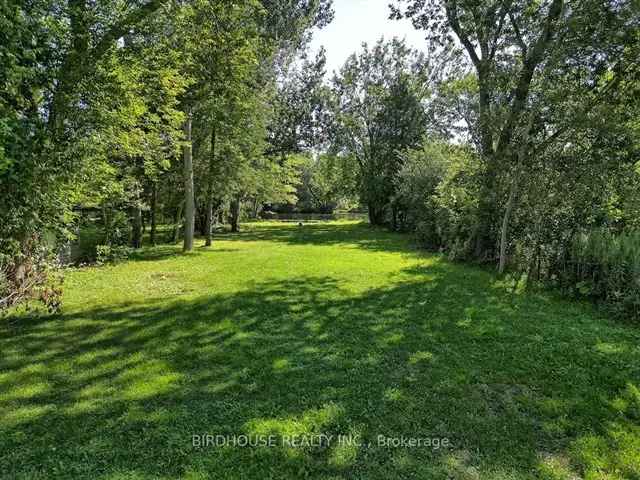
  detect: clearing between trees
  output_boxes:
[1,221,639,479]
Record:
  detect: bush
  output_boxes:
[96,245,132,265]
[563,229,640,320]
[0,240,63,314]
[395,140,480,257]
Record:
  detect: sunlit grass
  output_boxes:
[1,221,639,479]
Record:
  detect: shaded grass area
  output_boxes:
[1,221,640,479]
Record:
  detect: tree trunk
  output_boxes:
[205,128,216,247]
[498,178,518,274]
[474,159,499,260]
[131,204,142,249]
[150,181,157,246]
[102,205,110,244]
[252,198,260,219]
[230,195,241,233]
[171,201,183,243]
[471,63,499,259]
[477,65,494,158]
[391,205,398,231]
[183,112,195,252]
[498,114,535,273]
[445,0,564,262]
[204,203,214,247]
[367,201,385,226]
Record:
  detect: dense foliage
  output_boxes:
[1,0,334,309]
[1,0,639,319]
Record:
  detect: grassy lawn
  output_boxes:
[2,221,640,479]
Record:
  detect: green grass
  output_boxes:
[2,221,640,479]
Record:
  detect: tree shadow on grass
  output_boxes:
[120,222,418,266]
[218,221,416,255]
[1,264,640,479]
[127,245,240,263]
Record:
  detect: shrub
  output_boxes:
[395,140,480,257]
[96,245,132,265]
[563,229,640,320]
[0,240,63,314]
[69,211,132,264]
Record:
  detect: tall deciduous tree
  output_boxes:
[330,38,430,225]
[392,0,638,261]
[267,48,330,158]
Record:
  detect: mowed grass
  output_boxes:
[2,221,640,479]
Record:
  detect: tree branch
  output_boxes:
[509,12,527,58]
[488,0,512,60]
[495,0,564,156]
[445,0,481,67]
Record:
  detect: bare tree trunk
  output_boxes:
[205,128,216,247]
[150,181,157,246]
[183,112,195,252]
